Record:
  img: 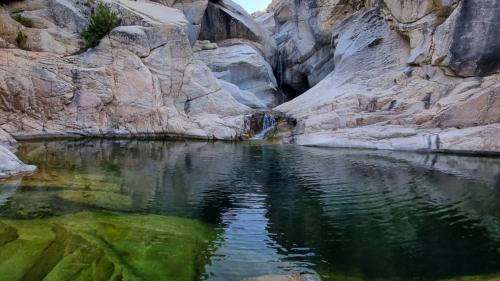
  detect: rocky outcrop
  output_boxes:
[0,128,35,178]
[432,0,500,76]
[1,0,500,178]
[198,0,276,61]
[272,0,500,154]
[0,0,281,177]
[0,145,36,178]
[268,0,366,96]
[194,40,281,108]
[0,0,283,143]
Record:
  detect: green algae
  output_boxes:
[20,170,123,193]
[439,275,500,281]
[0,212,216,281]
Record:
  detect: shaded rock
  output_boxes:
[268,0,364,96]
[433,0,500,76]
[198,0,276,61]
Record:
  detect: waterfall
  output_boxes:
[252,113,277,140]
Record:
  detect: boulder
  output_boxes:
[198,0,276,62]
[0,145,36,178]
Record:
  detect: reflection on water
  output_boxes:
[1,140,500,280]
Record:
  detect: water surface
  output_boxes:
[1,140,500,281]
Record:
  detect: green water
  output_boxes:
[1,140,500,281]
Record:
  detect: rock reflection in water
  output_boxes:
[0,140,500,280]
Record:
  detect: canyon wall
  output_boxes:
[0,0,279,177]
[269,0,500,154]
[1,0,500,177]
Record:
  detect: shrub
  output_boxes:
[12,13,34,27]
[80,3,120,48]
[15,31,27,49]
[432,0,454,19]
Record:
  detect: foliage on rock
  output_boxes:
[12,13,34,27]
[14,31,27,49]
[80,3,120,48]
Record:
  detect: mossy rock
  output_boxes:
[0,212,215,281]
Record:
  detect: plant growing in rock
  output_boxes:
[12,13,34,27]
[432,0,454,19]
[80,3,120,48]
[15,31,27,49]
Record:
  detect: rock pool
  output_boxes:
[1,140,500,281]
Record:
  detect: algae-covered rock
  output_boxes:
[0,212,215,281]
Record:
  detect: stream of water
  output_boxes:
[1,140,500,281]
[252,113,277,140]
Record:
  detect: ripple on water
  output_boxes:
[1,141,500,281]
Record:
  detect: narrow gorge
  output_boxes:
[1,0,500,176]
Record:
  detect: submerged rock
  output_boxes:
[0,212,216,281]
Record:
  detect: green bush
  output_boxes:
[15,31,27,49]
[80,3,120,48]
[12,13,34,27]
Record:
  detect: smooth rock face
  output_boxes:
[255,12,277,34]
[269,0,364,96]
[1,0,500,179]
[0,0,256,143]
[445,0,500,76]
[272,0,500,154]
[194,41,280,108]
[0,145,36,178]
[218,80,267,109]
[0,0,276,176]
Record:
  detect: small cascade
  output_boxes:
[251,113,277,140]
